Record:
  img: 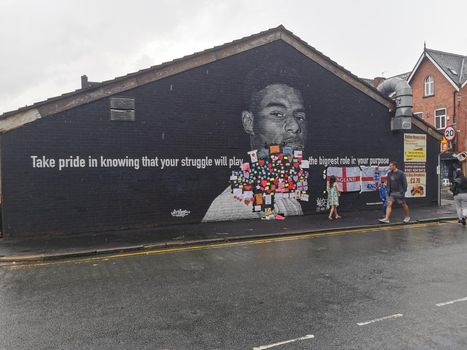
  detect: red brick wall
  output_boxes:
[410,57,458,147]
[459,87,467,150]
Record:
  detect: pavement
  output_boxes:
[0,201,457,263]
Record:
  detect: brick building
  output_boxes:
[407,48,467,152]
[0,26,441,238]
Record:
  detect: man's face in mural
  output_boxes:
[242,83,307,151]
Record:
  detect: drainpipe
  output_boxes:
[437,152,441,206]
[377,77,413,130]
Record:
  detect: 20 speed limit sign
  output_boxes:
[444,126,456,141]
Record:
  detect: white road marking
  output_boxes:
[357,313,403,326]
[253,334,314,350]
[436,297,467,307]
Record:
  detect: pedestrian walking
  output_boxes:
[378,161,410,224]
[451,168,467,225]
[327,175,341,220]
[379,179,388,216]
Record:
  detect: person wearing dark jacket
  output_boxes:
[451,168,467,225]
[378,161,410,224]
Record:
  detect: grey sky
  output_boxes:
[1,0,466,114]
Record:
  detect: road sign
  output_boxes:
[444,126,456,141]
[441,137,448,152]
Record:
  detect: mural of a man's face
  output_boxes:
[242,83,307,151]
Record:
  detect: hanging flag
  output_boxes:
[360,166,389,192]
[327,166,361,192]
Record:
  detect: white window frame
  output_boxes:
[424,75,434,96]
[413,112,423,119]
[434,108,446,130]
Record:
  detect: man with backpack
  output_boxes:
[451,168,467,225]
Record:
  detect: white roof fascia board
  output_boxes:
[0,109,42,133]
[425,54,460,91]
[407,53,425,83]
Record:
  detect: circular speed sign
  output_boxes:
[444,126,456,141]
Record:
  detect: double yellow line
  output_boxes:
[6,221,451,269]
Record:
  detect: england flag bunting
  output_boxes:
[360,166,389,192]
[327,166,361,192]
[327,166,389,193]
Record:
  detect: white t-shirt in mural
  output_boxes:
[202,186,303,222]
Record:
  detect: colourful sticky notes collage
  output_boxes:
[229,144,309,217]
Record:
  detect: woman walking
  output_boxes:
[327,175,341,220]
[451,168,467,225]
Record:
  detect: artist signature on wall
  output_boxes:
[171,209,191,218]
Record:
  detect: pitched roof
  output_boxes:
[389,72,411,81]
[426,49,466,85]
[360,78,375,87]
[0,25,394,132]
[408,48,467,88]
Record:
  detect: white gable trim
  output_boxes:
[407,53,425,83]
[408,52,460,91]
[425,54,460,91]
[426,54,459,91]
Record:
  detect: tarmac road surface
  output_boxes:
[1,221,467,349]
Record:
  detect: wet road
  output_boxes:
[1,221,467,349]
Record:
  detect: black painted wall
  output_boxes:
[1,41,439,236]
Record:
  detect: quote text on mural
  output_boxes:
[30,155,390,171]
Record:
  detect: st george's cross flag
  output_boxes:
[360,166,389,192]
[327,166,361,192]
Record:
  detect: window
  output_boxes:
[435,108,446,130]
[424,75,434,96]
[413,112,423,119]
[110,97,135,121]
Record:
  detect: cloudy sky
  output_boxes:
[1,0,466,114]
